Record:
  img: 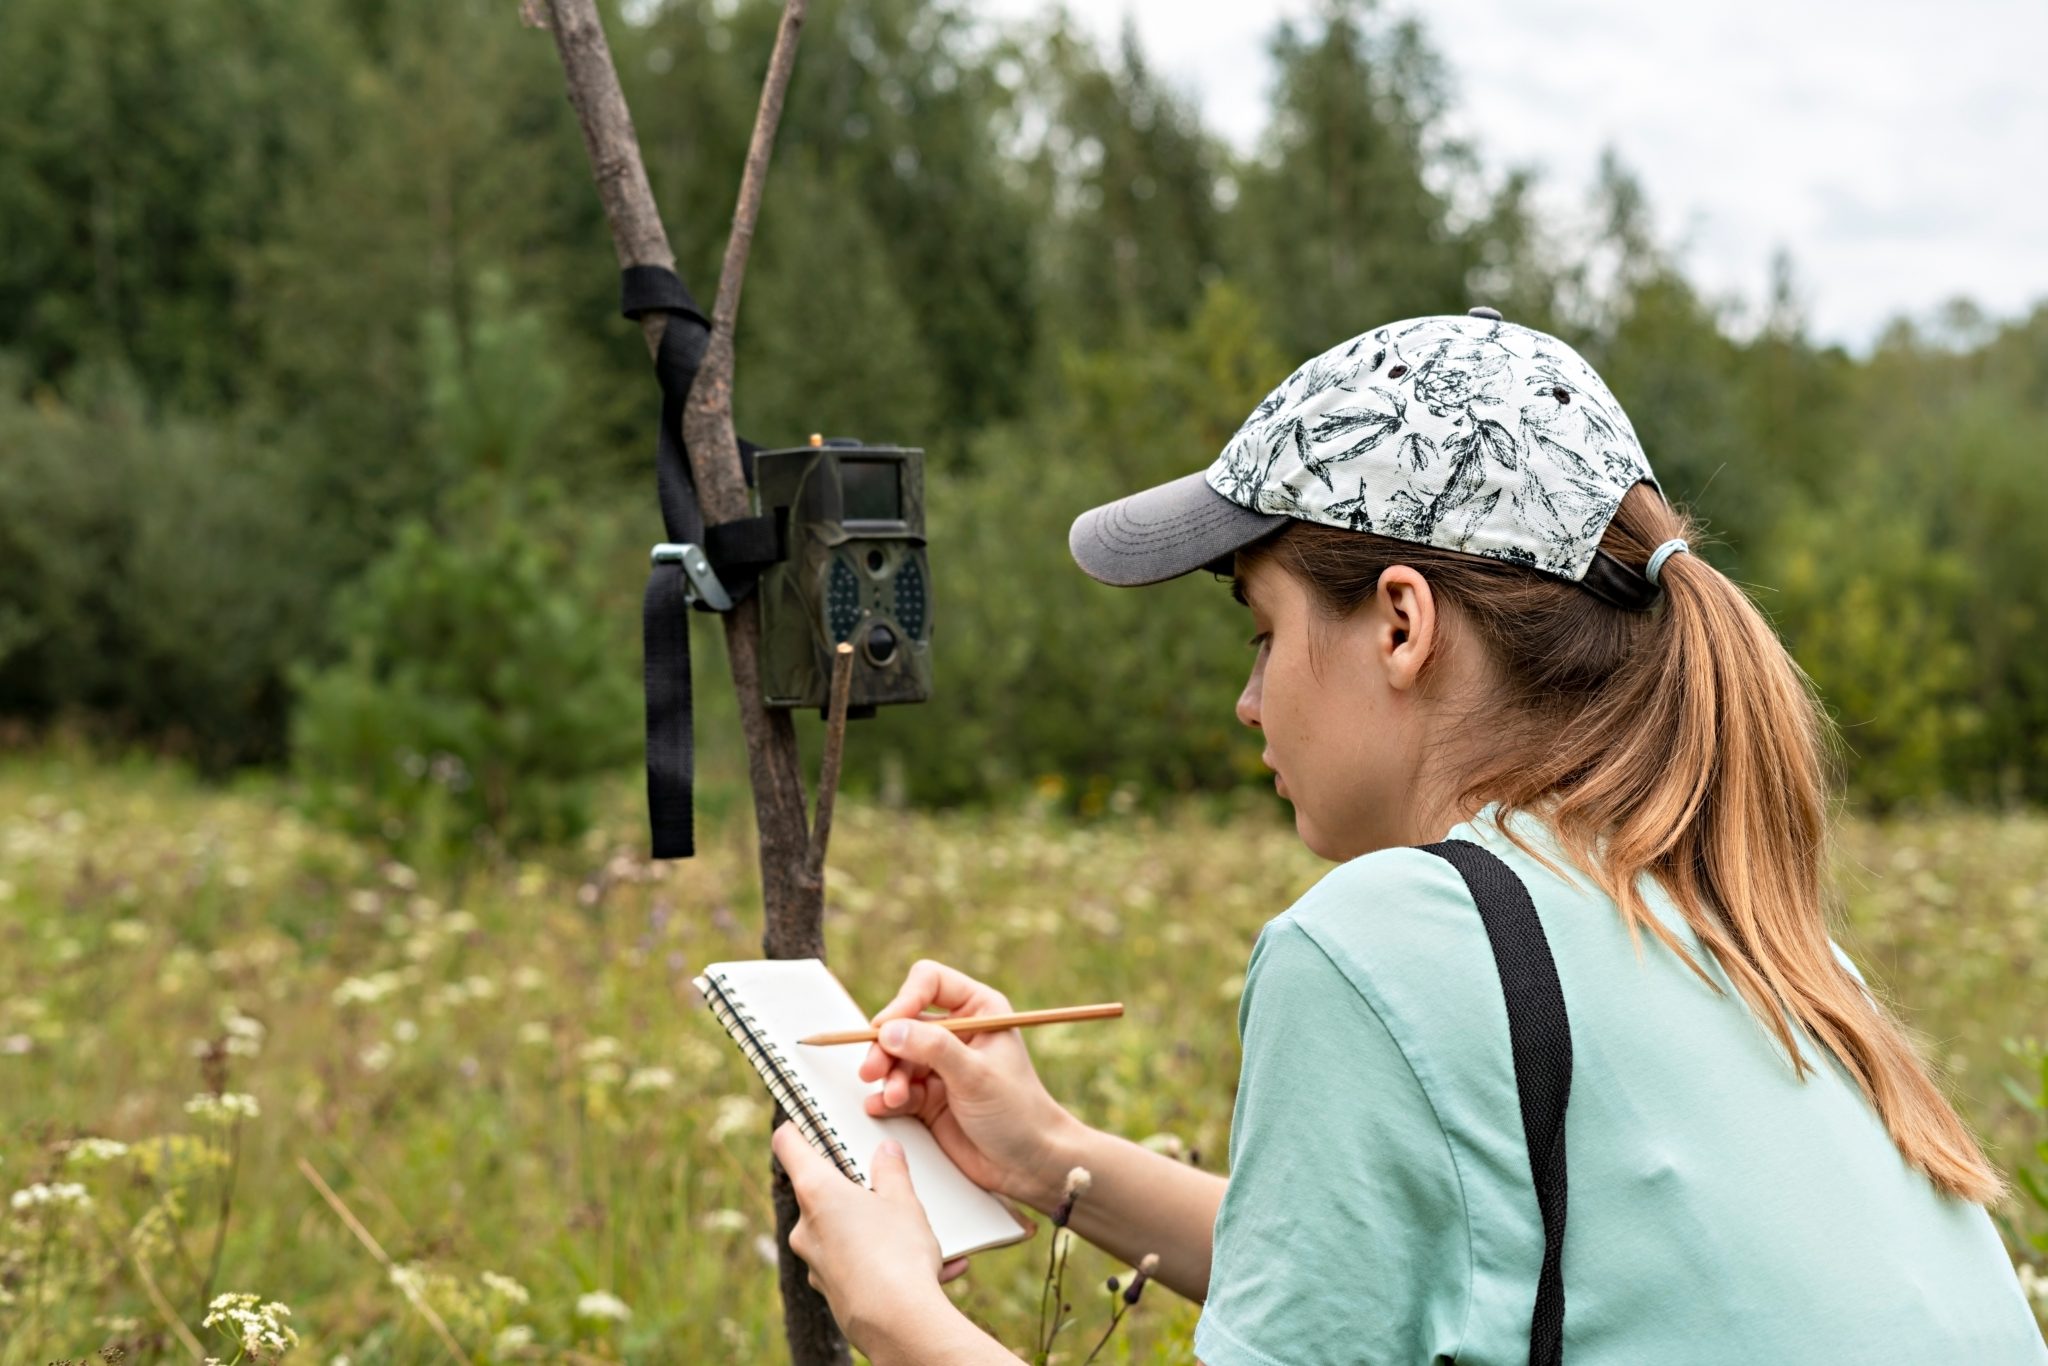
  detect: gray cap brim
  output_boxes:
[1069,471,1290,587]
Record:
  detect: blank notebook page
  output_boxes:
[695,957,1030,1260]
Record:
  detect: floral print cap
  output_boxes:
[1204,310,1661,580]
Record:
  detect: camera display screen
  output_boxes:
[840,458,901,522]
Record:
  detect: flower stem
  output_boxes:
[1081,1303,1129,1365]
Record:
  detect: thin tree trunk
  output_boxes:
[526,2,843,1362]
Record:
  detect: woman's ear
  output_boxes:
[1376,565,1436,691]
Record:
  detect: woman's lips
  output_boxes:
[1263,754,1287,797]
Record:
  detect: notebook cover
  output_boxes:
[695,958,1033,1260]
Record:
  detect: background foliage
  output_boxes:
[2,0,2045,828]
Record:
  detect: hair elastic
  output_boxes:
[1644,538,1690,587]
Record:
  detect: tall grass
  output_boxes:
[0,750,2042,1360]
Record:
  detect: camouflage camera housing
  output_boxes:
[752,440,932,712]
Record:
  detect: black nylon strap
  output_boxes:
[643,562,695,858]
[1418,838,1573,1366]
[621,264,782,858]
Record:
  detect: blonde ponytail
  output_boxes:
[1241,483,2004,1202]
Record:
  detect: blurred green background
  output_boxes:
[2,0,2045,838]
[3,0,2047,1358]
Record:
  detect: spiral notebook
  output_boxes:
[693,957,1033,1260]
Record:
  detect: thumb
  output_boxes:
[880,1018,979,1074]
[869,1138,916,1202]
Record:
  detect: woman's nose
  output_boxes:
[1236,670,1262,730]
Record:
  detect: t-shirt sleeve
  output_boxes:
[1195,917,1469,1366]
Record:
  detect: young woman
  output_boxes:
[772,310,2047,1363]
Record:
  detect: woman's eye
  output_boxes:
[1246,631,1270,650]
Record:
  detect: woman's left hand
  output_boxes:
[772,1122,972,1353]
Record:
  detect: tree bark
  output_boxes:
[529,2,843,1362]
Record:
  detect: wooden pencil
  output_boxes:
[795,1002,1123,1046]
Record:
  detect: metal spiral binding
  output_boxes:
[701,973,865,1185]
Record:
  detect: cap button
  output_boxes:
[1467,305,1503,321]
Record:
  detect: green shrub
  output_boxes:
[0,360,337,766]
[289,483,638,860]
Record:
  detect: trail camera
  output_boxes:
[752,438,932,714]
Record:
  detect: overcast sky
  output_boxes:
[979,0,2048,352]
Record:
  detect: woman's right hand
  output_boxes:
[860,959,1080,1212]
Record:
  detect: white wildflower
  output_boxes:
[63,1137,130,1167]
[443,910,478,936]
[184,1092,260,1126]
[584,1060,624,1087]
[697,1208,747,1234]
[494,1325,535,1352]
[10,1181,92,1212]
[346,889,381,916]
[392,1019,419,1044]
[381,861,419,891]
[482,1270,530,1305]
[2020,1261,2048,1310]
[332,972,403,1007]
[1138,1132,1185,1158]
[359,1041,395,1073]
[577,1036,624,1065]
[575,1289,632,1323]
[708,1095,764,1142]
[388,1263,427,1305]
[222,1008,266,1057]
[511,965,546,992]
[625,1066,676,1095]
[202,1291,299,1358]
[516,1021,551,1047]
[108,918,149,946]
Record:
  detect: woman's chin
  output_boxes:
[1291,808,1338,861]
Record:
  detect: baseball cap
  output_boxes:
[1068,307,1667,610]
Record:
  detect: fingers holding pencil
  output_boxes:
[858,959,1015,1101]
[847,963,1096,1198]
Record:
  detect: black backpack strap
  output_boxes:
[1418,838,1572,1366]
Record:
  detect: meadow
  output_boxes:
[2,748,2045,1362]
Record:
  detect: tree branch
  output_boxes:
[529,3,844,1361]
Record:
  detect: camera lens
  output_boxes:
[865,547,885,573]
[864,623,898,666]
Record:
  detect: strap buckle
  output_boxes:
[650,543,733,611]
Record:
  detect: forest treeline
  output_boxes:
[2,0,2044,849]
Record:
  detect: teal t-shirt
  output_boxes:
[1195,804,2045,1365]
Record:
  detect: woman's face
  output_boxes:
[1233,555,1464,861]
